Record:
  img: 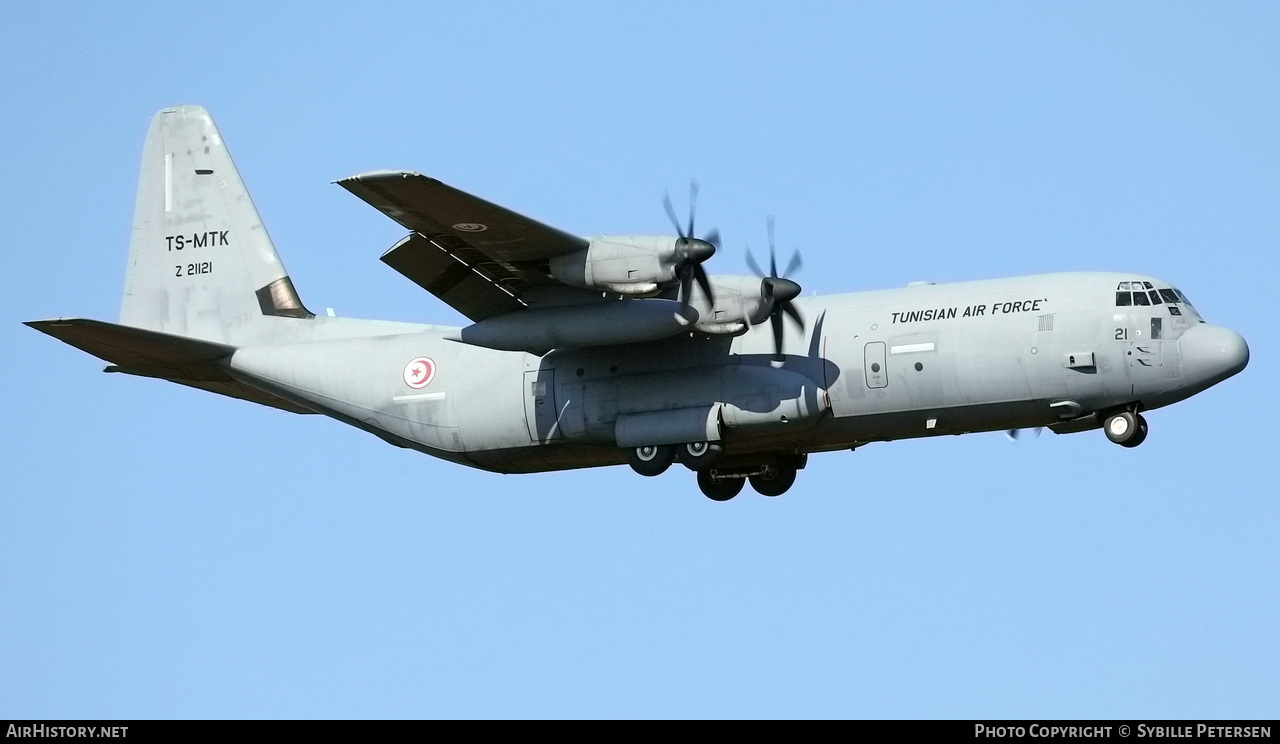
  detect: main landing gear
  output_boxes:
[625,444,805,501]
[627,444,675,476]
[697,458,803,500]
[625,441,722,477]
[1103,410,1148,448]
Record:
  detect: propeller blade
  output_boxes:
[749,215,806,361]
[694,265,714,304]
[783,250,803,279]
[663,191,683,237]
[686,180,699,238]
[771,312,785,362]
[1007,427,1044,442]
[781,299,804,328]
[664,182,720,307]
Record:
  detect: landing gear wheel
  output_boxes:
[750,464,797,497]
[698,470,744,501]
[1121,414,1148,448]
[1104,411,1147,447]
[628,444,675,476]
[680,441,725,471]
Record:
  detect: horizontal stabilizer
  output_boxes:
[24,318,313,414]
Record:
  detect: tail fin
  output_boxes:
[121,105,311,343]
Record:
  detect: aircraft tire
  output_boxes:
[1104,411,1141,446]
[628,444,675,477]
[750,464,797,497]
[697,470,743,501]
[1120,414,1148,448]
[680,441,725,471]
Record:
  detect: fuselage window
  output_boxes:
[1133,291,1150,306]
[1159,289,1179,304]
[1116,292,1133,306]
[1118,281,1132,291]
[1149,290,1163,304]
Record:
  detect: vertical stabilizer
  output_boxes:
[121,105,310,343]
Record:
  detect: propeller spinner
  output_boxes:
[746,215,805,362]
[662,180,718,307]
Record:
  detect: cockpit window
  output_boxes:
[1117,282,1191,309]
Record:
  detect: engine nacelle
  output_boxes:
[688,275,774,335]
[549,235,710,295]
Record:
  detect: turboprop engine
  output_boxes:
[691,232,806,361]
[549,235,715,295]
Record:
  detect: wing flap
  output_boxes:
[380,233,526,322]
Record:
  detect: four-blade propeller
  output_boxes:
[746,215,805,361]
[663,180,718,308]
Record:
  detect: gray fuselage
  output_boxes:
[226,271,1248,474]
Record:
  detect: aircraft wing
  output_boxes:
[338,170,604,322]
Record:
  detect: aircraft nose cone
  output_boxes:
[1178,323,1249,393]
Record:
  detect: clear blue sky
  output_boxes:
[2,1,1276,719]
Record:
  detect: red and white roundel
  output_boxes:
[402,356,436,389]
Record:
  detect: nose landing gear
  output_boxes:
[1103,410,1148,448]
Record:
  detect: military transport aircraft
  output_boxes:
[27,106,1250,500]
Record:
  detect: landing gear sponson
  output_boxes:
[627,443,806,501]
